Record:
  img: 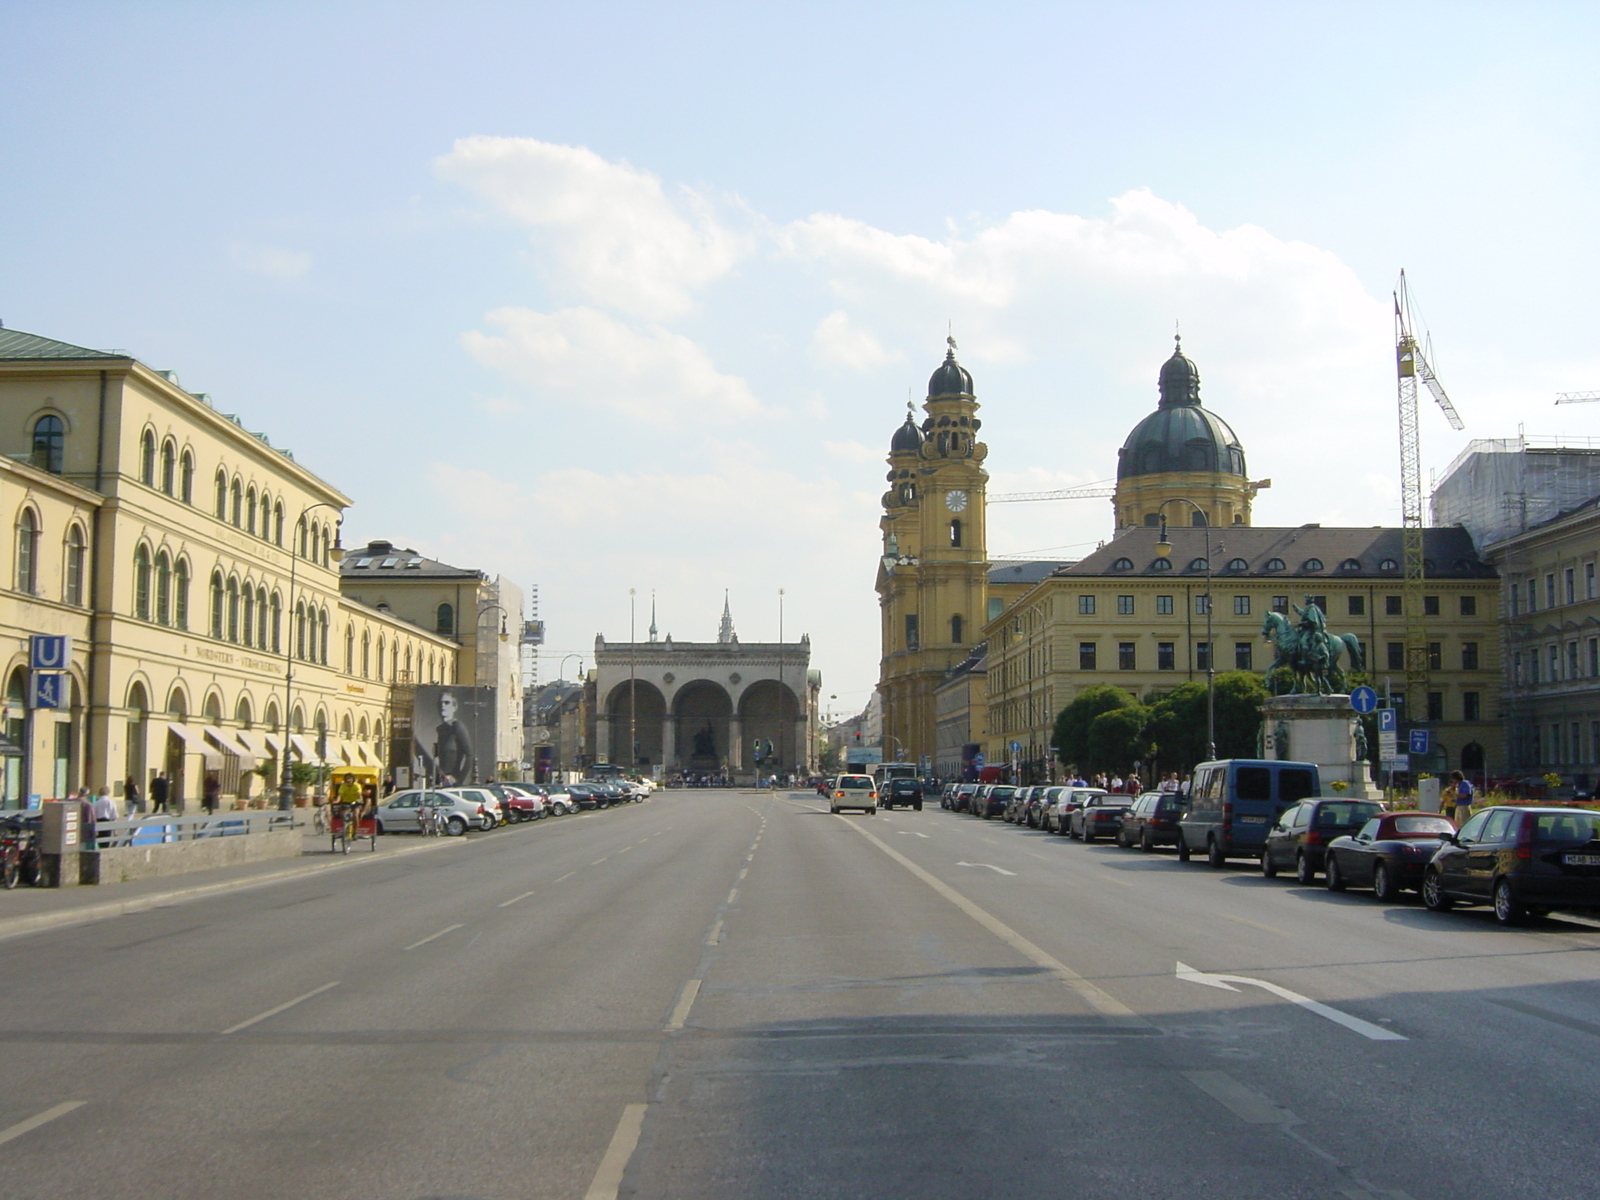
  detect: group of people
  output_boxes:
[1057,771,1149,794]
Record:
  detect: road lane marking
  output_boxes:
[705,919,723,945]
[1183,1071,1301,1124]
[498,891,536,908]
[618,846,633,854]
[554,872,575,882]
[403,924,464,952]
[726,887,739,904]
[583,1102,648,1200]
[897,832,931,839]
[591,858,608,865]
[1175,962,1406,1041]
[665,979,702,1031]
[0,1101,86,1147]
[956,862,1017,876]
[221,981,339,1034]
[844,821,1146,1027]
[737,868,748,880]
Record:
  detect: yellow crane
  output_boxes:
[1394,271,1464,721]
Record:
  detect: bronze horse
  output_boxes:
[1261,602,1364,695]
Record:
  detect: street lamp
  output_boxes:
[559,653,583,682]
[1154,500,1217,762]
[279,502,344,811]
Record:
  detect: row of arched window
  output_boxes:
[128,680,386,746]
[132,546,191,628]
[13,505,87,606]
[137,428,197,502]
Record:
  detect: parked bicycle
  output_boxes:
[416,799,445,837]
[1,814,44,889]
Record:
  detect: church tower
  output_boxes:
[1112,337,1259,532]
[876,339,989,767]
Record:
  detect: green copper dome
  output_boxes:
[1117,338,1247,480]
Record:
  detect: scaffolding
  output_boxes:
[1433,436,1600,550]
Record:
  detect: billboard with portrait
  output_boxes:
[412,685,497,787]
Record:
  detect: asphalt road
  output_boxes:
[3,789,1600,1199]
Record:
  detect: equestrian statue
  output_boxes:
[1260,597,1364,695]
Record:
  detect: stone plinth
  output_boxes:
[1262,694,1380,800]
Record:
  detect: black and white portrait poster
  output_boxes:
[412,685,497,786]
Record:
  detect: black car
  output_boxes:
[1022,786,1062,829]
[883,778,924,811]
[1116,791,1189,851]
[974,785,1016,819]
[950,783,979,813]
[1068,792,1134,842]
[1324,811,1456,900]
[1261,798,1385,883]
[1423,806,1600,924]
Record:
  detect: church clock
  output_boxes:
[944,489,969,513]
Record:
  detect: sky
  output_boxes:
[4,1,1599,715]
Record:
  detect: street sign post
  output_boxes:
[29,635,70,671]
[29,672,64,709]
[1409,729,1431,756]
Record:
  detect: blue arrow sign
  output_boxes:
[1409,729,1431,755]
[1349,686,1378,714]
[1377,709,1397,733]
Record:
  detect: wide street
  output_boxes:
[2,789,1599,1199]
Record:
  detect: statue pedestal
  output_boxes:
[1262,694,1380,800]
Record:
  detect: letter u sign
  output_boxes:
[30,635,70,671]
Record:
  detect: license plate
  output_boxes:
[1237,815,1267,824]
[1564,854,1600,866]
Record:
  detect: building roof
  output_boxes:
[988,560,1075,585]
[890,410,925,454]
[339,539,484,581]
[0,326,127,361]
[927,341,974,398]
[1062,525,1496,580]
[1117,338,1246,480]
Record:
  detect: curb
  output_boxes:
[0,835,467,944]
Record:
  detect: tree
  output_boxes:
[1053,685,1140,771]
[1145,671,1268,773]
[1085,705,1152,774]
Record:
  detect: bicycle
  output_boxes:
[1,815,41,889]
[417,801,444,837]
[330,802,359,854]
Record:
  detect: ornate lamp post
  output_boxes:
[279,502,343,811]
[1154,499,1217,762]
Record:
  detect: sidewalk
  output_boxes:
[0,824,466,943]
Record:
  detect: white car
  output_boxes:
[439,786,504,829]
[828,774,878,815]
[544,787,576,815]
[374,790,489,836]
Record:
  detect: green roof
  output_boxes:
[0,327,126,361]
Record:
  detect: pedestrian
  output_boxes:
[1449,770,1474,824]
[1126,773,1142,794]
[382,774,395,797]
[1110,774,1125,793]
[202,773,221,815]
[124,775,143,815]
[150,772,170,814]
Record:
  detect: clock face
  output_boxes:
[945,489,969,513]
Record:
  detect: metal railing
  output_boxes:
[87,811,296,851]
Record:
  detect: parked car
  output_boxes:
[829,774,878,814]
[1003,787,1033,823]
[1261,798,1386,883]
[375,789,487,836]
[1177,759,1320,867]
[1117,792,1189,851]
[483,783,544,822]
[1423,806,1600,923]
[883,778,925,811]
[1023,786,1063,829]
[438,786,504,830]
[567,783,606,810]
[543,787,576,815]
[1068,791,1135,842]
[1045,788,1107,834]
[974,784,1016,820]
[951,783,979,813]
[1324,811,1457,900]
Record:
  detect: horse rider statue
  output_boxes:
[1260,596,1365,695]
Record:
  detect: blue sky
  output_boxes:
[4,1,1598,712]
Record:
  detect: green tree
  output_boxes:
[1085,704,1152,774]
[1145,671,1268,773]
[1053,685,1140,771]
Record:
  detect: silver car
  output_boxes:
[374,789,489,836]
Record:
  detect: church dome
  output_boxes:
[927,342,974,398]
[890,411,925,454]
[1117,339,1247,480]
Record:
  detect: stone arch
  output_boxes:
[202,690,224,724]
[737,679,804,770]
[673,680,733,767]
[605,679,666,768]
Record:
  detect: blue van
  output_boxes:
[1177,759,1320,868]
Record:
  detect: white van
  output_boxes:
[829,774,878,815]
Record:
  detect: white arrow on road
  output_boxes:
[1175,962,1406,1041]
[956,862,1017,875]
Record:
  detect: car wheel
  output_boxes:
[374,820,386,836]
[446,816,468,837]
[1260,851,1278,878]
[1325,855,1346,892]
[1371,861,1398,903]
[1140,829,1154,853]
[1207,837,1226,869]
[1295,852,1316,885]
[1421,869,1453,911]
[914,801,923,811]
[1177,834,1192,862]
[1493,878,1526,925]
[867,806,877,816]
[1082,826,1095,844]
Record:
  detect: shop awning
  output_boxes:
[167,723,224,768]
[236,729,274,759]
[288,733,320,762]
[203,726,259,766]
[354,742,377,766]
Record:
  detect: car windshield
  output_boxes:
[1392,815,1455,836]
[1532,813,1600,845]
[1315,802,1384,828]
[840,777,872,787]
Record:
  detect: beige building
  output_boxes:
[0,326,455,809]
[982,525,1504,780]
[932,645,987,779]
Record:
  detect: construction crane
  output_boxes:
[989,481,1116,504]
[1555,391,1600,404]
[1394,271,1465,723]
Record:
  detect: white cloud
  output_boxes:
[810,311,900,371]
[229,242,312,280]
[435,136,751,320]
[822,439,878,463]
[460,306,762,423]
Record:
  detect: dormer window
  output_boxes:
[1302,558,1324,572]
[1187,558,1209,571]
[1339,558,1361,571]
[1379,558,1398,571]
[1225,558,1249,572]
[1150,557,1173,572]
[1263,558,1285,572]
[1110,557,1134,571]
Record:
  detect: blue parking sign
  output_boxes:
[1377,709,1397,733]
[1409,729,1431,755]
[29,672,64,709]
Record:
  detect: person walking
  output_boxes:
[124,776,142,815]
[202,774,221,815]
[1449,770,1475,824]
[149,772,170,814]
